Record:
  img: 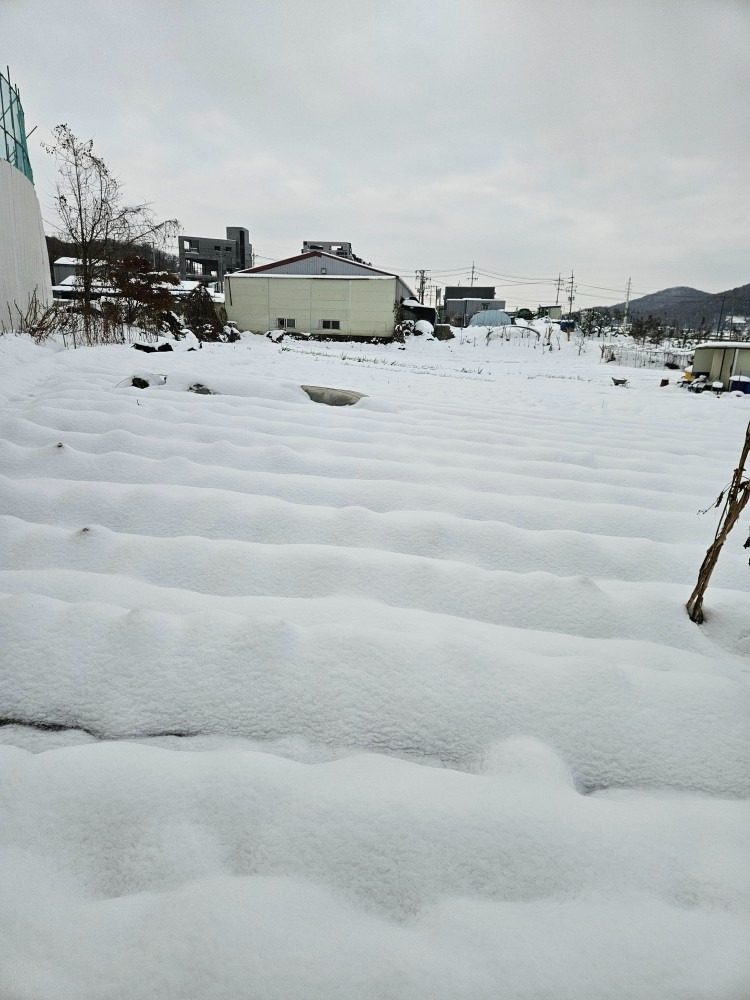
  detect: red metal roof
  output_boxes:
[236,250,398,278]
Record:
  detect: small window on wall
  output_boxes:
[321,320,340,330]
[277,318,296,329]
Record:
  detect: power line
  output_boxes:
[474,272,555,287]
[236,250,745,309]
[473,266,558,282]
[379,264,472,275]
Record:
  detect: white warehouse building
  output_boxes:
[224,250,415,340]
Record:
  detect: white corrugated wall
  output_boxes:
[0,159,52,326]
[225,275,398,337]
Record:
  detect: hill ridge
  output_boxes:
[602,282,750,327]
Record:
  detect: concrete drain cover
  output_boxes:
[301,385,366,406]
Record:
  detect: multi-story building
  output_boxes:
[301,241,370,265]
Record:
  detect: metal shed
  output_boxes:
[691,342,750,389]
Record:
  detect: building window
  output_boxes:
[321,319,340,330]
[277,318,296,329]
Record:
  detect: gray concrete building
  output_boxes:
[442,285,506,326]
[178,226,251,285]
[301,241,370,265]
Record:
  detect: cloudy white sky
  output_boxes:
[3,0,748,307]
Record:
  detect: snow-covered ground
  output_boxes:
[1,329,749,999]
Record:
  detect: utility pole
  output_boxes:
[554,273,563,306]
[622,276,632,334]
[470,261,475,287]
[415,269,429,305]
[566,270,576,316]
[716,295,726,339]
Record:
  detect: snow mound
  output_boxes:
[414,319,434,336]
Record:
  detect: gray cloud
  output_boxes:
[4,0,749,306]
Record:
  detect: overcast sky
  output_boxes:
[4,0,748,307]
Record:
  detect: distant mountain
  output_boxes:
[603,283,750,329]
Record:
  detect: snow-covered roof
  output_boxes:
[171,280,201,295]
[230,273,396,280]
[238,250,399,278]
[695,341,750,350]
[52,274,196,296]
[53,256,82,266]
[52,275,113,292]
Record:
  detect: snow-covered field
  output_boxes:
[1,330,749,999]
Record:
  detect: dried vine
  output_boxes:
[686,421,750,623]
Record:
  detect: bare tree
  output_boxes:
[43,124,178,341]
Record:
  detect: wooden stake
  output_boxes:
[686,422,750,623]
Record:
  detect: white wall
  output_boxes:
[0,159,52,326]
[225,276,398,338]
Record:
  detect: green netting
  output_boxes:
[0,69,33,183]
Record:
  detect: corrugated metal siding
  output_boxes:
[396,278,415,301]
[693,346,750,384]
[0,159,52,318]
[225,275,398,337]
[692,348,712,375]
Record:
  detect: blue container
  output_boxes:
[729,376,750,394]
